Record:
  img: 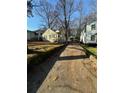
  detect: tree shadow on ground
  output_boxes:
[27,49,44,54]
[58,55,88,61]
[68,46,85,51]
[27,45,66,93]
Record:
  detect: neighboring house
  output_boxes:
[27,30,37,40]
[34,29,45,40]
[28,28,66,43]
[42,29,59,42]
[56,30,66,43]
[68,29,77,42]
[27,29,45,41]
[80,20,97,44]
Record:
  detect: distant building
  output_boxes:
[56,30,66,43]
[80,20,97,44]
[27,30,36,41]
[27,28,66,43]
[68,29,78,42]
[42,29,59,42]
[27,29,44,41]
[34,29,45,40]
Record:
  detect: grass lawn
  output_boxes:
[81,45,97,57]
[86,46,97,56]
[27,42,64,65]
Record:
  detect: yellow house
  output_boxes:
[42,29,58,42]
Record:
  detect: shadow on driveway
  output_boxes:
[27,46,66,93]
[58,55,88,61]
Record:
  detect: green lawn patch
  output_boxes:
[81,45,97,57]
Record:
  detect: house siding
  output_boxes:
[42,29,58,42]
[27,31,36,40]
[80,21,97,44]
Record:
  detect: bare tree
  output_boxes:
[80,0,96,29]
[27,0,39,17]
[27,0,33,17]
[81,12,96,31]
[89,0,97,13]
[56,0,76,42]
[34,0,59,29]
[77,0,83,29]
[76,0,84,40]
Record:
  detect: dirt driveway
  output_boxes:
[36,45,97,93]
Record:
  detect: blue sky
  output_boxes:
[27,0,92,31]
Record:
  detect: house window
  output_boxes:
[91,35,95,41]
[91,24,96,30]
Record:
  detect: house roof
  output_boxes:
[27,30,33,32]
[31,29,46,34]
[56,30,60,33]
[27,30,35,34]
[46,28,58,34]
[42,28,59,36]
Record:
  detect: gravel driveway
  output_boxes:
[36,45,97,93]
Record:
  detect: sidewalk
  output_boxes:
[37,45,97,93]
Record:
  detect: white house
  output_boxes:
[80,20,97,44]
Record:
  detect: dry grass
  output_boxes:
[27,41,59,46]
[28,45,61,53]
[27,42,63,64]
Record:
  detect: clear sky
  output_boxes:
[27,0,92,31]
